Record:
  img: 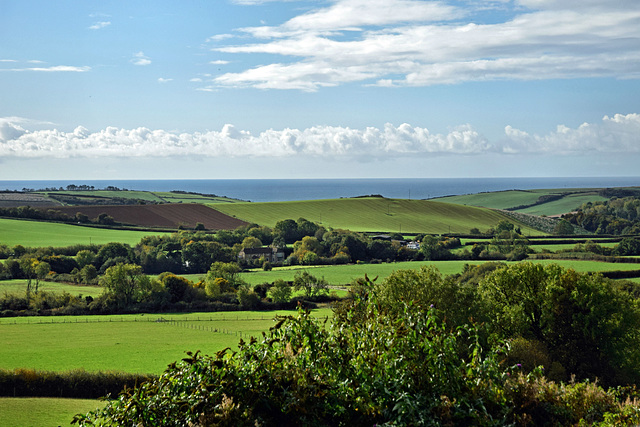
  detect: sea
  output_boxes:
[1,177,639,203]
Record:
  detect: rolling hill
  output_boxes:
[210,197,545,235]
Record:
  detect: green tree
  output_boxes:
[75,250,96,268]
[553,218,575,235]
[614,237,640,256]
[80,264,98,284]
[269,279,292,303]
[274,219,300,243]
[479,262,640,385]
[241,236,262,249]
[158,272,192,303]
[293,271,328,299]
[100,263,145,308]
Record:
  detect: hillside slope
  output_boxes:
[50,203,248,230]
[211,197,544,234]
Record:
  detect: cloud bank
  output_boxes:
[200,0,640,91]
[1,114,638,159]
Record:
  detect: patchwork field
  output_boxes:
[47,203,248,230]
[435,188,608,216]
[0,192,61,208]
[211,197,544,235]
[36,190,240,205]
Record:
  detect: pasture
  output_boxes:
[211,197,544,235]
[237,258,640,286]
[0,309,332,374]
[0,397,104,427]
[0,280,103,298]
[0,218,155,247]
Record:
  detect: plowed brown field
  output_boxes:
[51,203,248,230]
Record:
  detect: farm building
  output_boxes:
[238,246,285,263]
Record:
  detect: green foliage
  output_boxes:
[74,304,512,426]
[553,218,575,235]
[269,279,292,303]
[292,270,329,299]
[75,300,640,426]
[479,262,640,385]
[99,263,146,308]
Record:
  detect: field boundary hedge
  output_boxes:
[0,369,156,398]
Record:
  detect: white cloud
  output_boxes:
[131,52,151,66]
[157,77,173,83]
[88,21,111,30]
[0,65,90,72]
[206,0,640,90]
[209,60,230,65]
[1,114,638,160]
[501,113,640,154]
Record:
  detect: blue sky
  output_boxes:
[1,0,639,180]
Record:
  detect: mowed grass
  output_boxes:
[0,280,103,298]
[0,309,332,374]
[0,397,105,427]
[0,218,156,247]
[212,197,543,235]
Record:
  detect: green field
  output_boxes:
[0,309,332,374]
[0,397,105,427]
[436,188,607,216]
[0,280,103,298]
[237,257,640,286]
[0,218,158,247]
[212,197,544,235]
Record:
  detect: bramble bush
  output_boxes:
[74,286,640,426]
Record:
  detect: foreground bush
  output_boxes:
[74,298,640,426]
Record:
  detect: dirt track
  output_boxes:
[50,203,248,230]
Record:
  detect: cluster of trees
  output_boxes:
[564,196,640,234]
[552,237,640,257]
[75,262,640,425]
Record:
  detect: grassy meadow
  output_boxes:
[0,280,103,298]
[0,218,156,247]
[212,197,544,235]
[0,309,332,374]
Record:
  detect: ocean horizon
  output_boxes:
[1,177,639,203]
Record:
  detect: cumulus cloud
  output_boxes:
[0,119,489,159]
[88,21,111,30]
[501,113,640,154]
[131,52,151,66]
[204,0,640,90]
[1,114,638,160]
[157,77,173,83]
